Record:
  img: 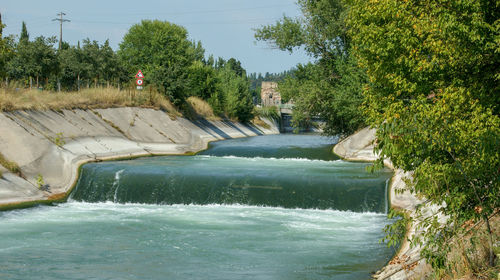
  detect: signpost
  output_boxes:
[135,70,144,79]
[135,70,144,90]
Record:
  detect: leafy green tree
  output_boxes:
[279,57,365,136]
[255,0,349,65]
[58,45,88,90]
[81,39,101,87]
[226,58,246,77]
[30,36,58,87]
[99,39,122,87]
[204,54,215,68]
[7,35,58,88]
[254,0,366,136]
[187,60,219,100]
[0,13,15,81]
[118,20,203,104]
[217,64,254,122]
[6,22,32,85]
[348,0,499,268]
[214,57,226,70]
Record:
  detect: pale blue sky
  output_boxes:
[1,0,311,74]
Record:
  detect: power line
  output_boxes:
[52,12,70,50]
[84,3,295,17]
[71,17,281,26]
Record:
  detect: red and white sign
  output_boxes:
[135,70,144,79]
[136,79,144,86]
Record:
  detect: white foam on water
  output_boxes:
[112,169,125,202]
[0,201,394,280]
[0,202,390,235]
[385,178,390,214]
[197,155,344,164]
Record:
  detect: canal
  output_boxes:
[0,134,394,279]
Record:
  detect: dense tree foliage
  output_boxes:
[279,57,365,136]
[117,20,254,120]
[118,20,204,105]
[7,34,58,88]
[57,39,126,91]
[348,0,499,269]
[257,0,499,272]
[0,13,15,80]
[187,60,219,100]
[217,63,254,122]
[255,0,366,137]
[0,19,254,122]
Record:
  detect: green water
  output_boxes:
[0,134,395,279]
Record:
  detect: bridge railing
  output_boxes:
[278,104,294,110]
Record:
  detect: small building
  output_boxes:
[260,82,281,106]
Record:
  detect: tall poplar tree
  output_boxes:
[20,21,29,42]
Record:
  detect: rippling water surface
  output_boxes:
[0,134,394,279]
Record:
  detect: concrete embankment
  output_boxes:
[0,108,279,209]
[334,127,445,280]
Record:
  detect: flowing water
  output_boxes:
[0,134,395,279]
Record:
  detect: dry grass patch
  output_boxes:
[252,116,271,129]
[0,152,20,175]
[436,214,500,279]
[185,96,219,120]
[0,87,181,116]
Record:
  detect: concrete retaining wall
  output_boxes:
[0,108,279,207]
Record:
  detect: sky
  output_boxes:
[1,0,312,74]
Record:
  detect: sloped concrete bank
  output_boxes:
[0,107,279,209]
[334,127,444,280]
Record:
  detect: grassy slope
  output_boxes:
[0,87,180,115]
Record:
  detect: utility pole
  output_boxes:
[52,12,70,50]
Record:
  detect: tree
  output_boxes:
[7,34,58,88]
[348,0,499,268]
[278,57,365,135]
[187,60,219,100]
[226,58,246,77]
[118,20,203,105]
[254,0,366,136]
[217,64,254,122]
[0,13,15,81]
[99,39,121,87]
[30,36,58,88]
[58,45,87,90]
[20,21,29,42]
[6,22,33,86]
[81,39,101,88]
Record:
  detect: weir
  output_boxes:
[71,156,390,212]
[71,135,392,213]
